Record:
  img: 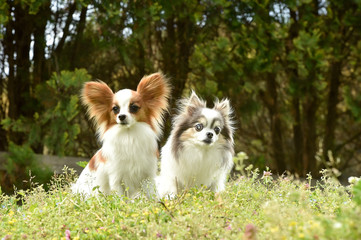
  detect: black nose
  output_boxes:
[118,114,126,121]
[206,132,213,139]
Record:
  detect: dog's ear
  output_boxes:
[214,98,231,121]
[82,81,113,107]
[185,91,206,115]
[81,81,114,139]
[137,72,170,104]
[137,72,170,112]
[82,81,114,117]
[137,72,171,136]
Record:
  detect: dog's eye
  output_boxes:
[214,126,221,135]
[129,103,140,113]
[195,123,203,132]
[112,106,120,114]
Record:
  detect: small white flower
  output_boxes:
[237,152,249,160]
[348,176,361,185]
[333,222,342,229]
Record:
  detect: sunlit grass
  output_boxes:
[1,167,361,239]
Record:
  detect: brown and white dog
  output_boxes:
[157,92,234,198]
[72,73,170,198]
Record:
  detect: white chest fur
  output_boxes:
[73,123,158,197]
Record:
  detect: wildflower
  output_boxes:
[97,227,106,232]
[333,222,342,229]
[156,232,163,238]
[2,235,12,240]
[65,229,71,240]
[270,226,279,233]
[243,224,257,240]
[112,217,115,223]
[289,221,297,227]
[263,171,272,177]
[8,210,14,216]
[304,183,310,190]
[8,219,17,225]
[237,152,249,160]
[348,176,360,185]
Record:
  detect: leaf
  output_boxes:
[352,180,361,206]
[76,161,88,168]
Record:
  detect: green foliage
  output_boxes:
[2,142,52,194]
[344,85,361,122]
[76,161,88,168]
[33,69,91,156]
[1,169,360,239]
[2,69,91,156]
[352,179,361,206]
[0,1,9,36]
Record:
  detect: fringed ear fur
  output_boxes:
[137,72,171,110]
[183,91,206,115]
[136,72,171,136]
[213,98,232,121]
[81,81,114,132]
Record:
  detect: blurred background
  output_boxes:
[1,0,361,193]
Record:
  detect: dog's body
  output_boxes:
[72,73,170,197]
[157,92,234,198]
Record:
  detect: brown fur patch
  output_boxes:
[82,81,115,136]
[136,73,171,135]
[88,150,106,171]
[180,128,196,142]
[156,149,160,159]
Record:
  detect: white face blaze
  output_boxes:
[113,89,136,127]
[193,108,223,145]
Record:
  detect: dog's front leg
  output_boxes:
[210,172,227,192]
[108,174,125,196]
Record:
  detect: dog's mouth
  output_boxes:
[119,121,129,126]
[202,139,213,145]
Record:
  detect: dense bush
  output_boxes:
[2,69,93,156]
[0,142,52,195]
[0,69,93,193]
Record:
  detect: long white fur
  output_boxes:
[72,87,161,198]
[72,122,158,197]
[157,93,234,198]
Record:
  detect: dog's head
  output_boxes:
[82,73,170,140]
[171,91,234,155]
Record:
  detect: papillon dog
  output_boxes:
[157,91,234,198]
[72,73,170,198]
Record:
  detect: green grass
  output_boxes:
[1,167,361,240]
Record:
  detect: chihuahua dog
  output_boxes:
[157,91,234,198]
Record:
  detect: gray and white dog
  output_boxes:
[157,91,234,198]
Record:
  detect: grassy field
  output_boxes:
[1,167,361,240]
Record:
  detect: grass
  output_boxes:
[1,167,361,240]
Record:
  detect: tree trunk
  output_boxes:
[70,5,88,69]
[262,73,286,173]
[323,62,342,162]
[287,9,304,175]
[33,2,51,86]
[5,3,34,144]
